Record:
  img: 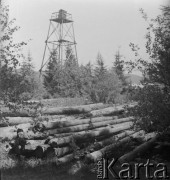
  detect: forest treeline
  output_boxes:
[0,3,133,104]
[42,48,130,103]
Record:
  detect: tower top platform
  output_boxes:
[50,9,73,23]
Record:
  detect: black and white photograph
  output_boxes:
[0,0,170,179]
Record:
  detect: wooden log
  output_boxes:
[56,154,74,164]
[46,146,73,158]
[0,117,34,127]
[51,131,140,166]
[1,103,107,117]
[46,117,133,135]
[40,116,118,130]
[93,130,136,150]
[89,103,137,117]
[85,130,145,162]
[90,106,124,117]
[118,133,159,163]
[42,103,107,115]
[0,115,71,127]
[0,123,32,141]
[25,140,46,150]
[48,122,133,147]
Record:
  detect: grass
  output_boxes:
[0,158,97,180]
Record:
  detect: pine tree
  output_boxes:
[61,45,80,97]
[94,52,107,80]
[113,50,126,85]
[19,52,38,100]
[43,49,61,96]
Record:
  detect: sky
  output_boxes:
[7,0,169,73]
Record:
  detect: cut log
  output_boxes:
[46,146,73,158]
[56,154,74,164]
[89,103,137,117]
[40,116,119,130]
[25,140,46,150]
[48,122,133,147]
[42,103,107,115]
[85,130,145,162]
[90,106,124,117]
[1,103,107,117]
[0,117,34,127]
[46,117,133,135]
[0,115,72,127]
[0,123,32,141]
[118,133,159,163]
[92,130,136,150]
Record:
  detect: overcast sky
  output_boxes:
[7,0,169,72]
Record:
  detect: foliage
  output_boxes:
[61,45,81,97]
[127,6,170,133]
[82,53,122,103]
[0,3,27,103]
[113,50,127,85]
[43,46,82,98]
[43,49,62,96]
[43,50,125,103]
[19,52,41,101]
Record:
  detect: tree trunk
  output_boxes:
[0,117,34,127]
[46,117,133,135]
[85,130,145,162]
[48,122,133,147]
[2,103,107,117]
[40,116,118,130]
[89,106,125,117]
[56,153,74,165]
[0,123,32,140]
[0,115,73,127]
[89,103,137,117]
[46,146,73,158]
[25,140,46,150]
[42,103,107,115]
[92,130,136,151]
[118,133,159,163]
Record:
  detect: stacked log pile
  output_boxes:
[0,102,158,166]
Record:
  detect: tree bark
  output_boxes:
[85,130,145,162]
[1,103,107,117]
[0,117,34,127]
[92,130,136,150]
[118,133,159,163]
[46,117,133,135]
[42,103,107,115]
[0,123,32,140]
[89,103,137,117]
[48,122,133,147]
[0,115,72,127]
[40,116,118,130]
[46,146,73,158]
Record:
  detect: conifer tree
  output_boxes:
[43,49,61,96]
[113,50,127,85]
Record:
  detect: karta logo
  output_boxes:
[97,158,169,179]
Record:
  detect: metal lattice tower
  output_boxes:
[39,9,78,73]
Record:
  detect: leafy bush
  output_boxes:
[130,85,170,132]
[127,6,170,133]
